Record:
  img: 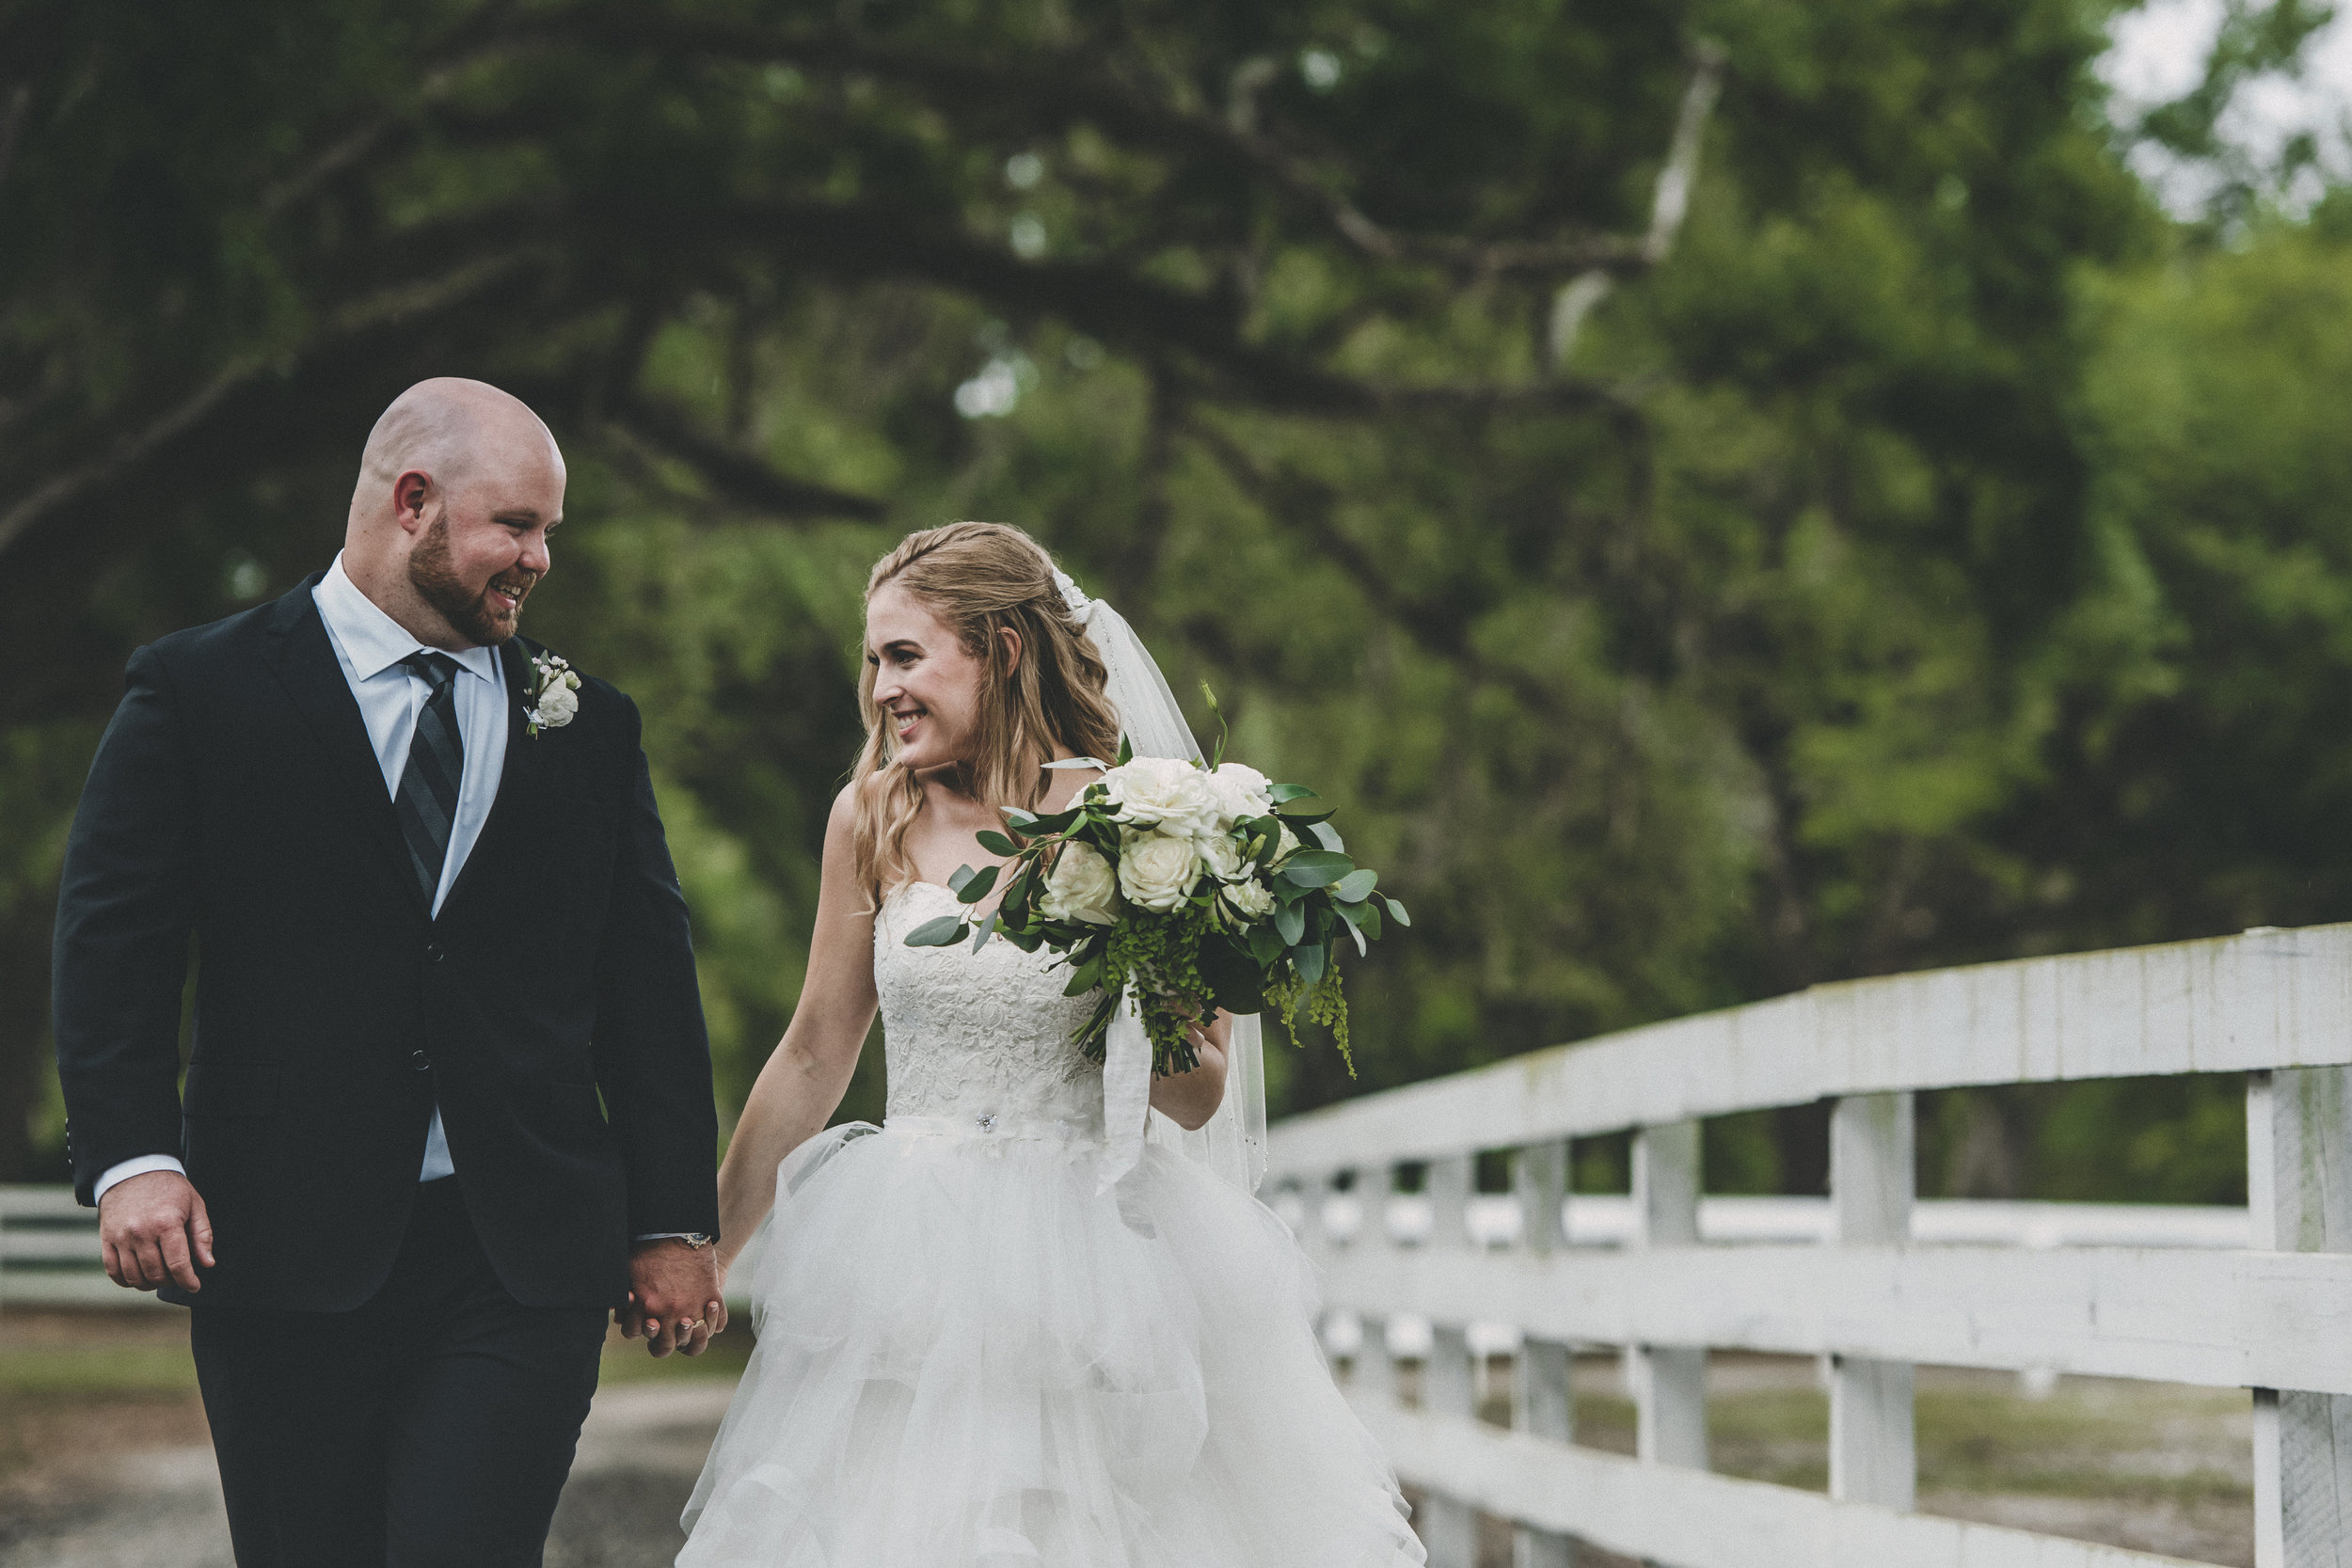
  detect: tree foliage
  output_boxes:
[1,0,2343,1202]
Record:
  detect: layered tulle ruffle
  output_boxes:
[679,1122,1423,1568]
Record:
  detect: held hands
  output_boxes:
[622,1238,727,1357]
[97,1170,215,1292]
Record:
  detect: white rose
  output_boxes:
[1117,829,1201,913]
[1039,841,1119,925]
[1199,832,1246,882]
[1223,877,1276,919]
[1101,755,1219,839]
[532,681,580,728]
[1204,762,1274,828]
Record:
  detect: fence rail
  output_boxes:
[1266,921,2352,1568]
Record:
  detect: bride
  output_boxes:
[678,522,1424,1567]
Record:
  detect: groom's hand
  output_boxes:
[97,1171,215,1292]
[623,1239,727,1357]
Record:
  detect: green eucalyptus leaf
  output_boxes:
[1334,868,1378,903]
[975,830,1019,856]
[1268,783,1317,803]
[1383,897,1412,927]
[903,916,971,947]
[1247,922,1288,964]
[1001,807,1040,832]
[1276,850,1354,888]
[971,915,996,952]
[947,863,977,895]
[1295,942,1327,987]
[1308,821,1344,853]
[1116,733,1135,766]
[1275,901,1307,946]
[955,864,1000,905]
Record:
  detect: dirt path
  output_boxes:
[0,1383,737,1568]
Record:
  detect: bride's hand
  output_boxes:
[1150,1006,1232,1131]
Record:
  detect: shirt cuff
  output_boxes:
[95,1154,187,1204]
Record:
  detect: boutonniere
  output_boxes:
[524,650,581,736]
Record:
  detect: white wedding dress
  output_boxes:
[677,879,1426,1568]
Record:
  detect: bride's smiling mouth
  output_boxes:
[892,706,926,742]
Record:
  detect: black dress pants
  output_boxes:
[189,1178,609,1568]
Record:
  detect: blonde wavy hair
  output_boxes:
[850,522,1123,901]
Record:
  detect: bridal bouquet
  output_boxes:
[903,729,1407,1079]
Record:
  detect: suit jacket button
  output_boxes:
[412,1051,431,1071]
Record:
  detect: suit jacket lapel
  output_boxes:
[262,578,429,919]
[438,640,538,921]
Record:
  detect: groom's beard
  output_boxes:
[409,515,532,646]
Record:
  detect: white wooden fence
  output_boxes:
[1265,921,2352,1568]
[0,1184,172,1308]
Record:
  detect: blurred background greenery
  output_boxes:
[2,0,2345,1204]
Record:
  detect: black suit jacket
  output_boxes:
[52,575,721,1312]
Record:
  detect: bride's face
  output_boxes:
[866,583,987,772]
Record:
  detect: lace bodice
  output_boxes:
[873,881,1104,1129]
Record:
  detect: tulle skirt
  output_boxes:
[678,1118,1425,1568]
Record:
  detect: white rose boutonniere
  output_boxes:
[1116,829,1201,913]
[524,651,582,736]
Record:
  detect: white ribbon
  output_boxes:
[1096,986,1153,1194]
[1051,560,1264,1196]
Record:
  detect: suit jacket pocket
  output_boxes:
[183,1060,281,1119]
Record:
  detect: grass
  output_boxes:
[596,1323,757,1384]
[1407,1352,2256,1566]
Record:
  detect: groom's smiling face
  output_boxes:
[389,407,565,649]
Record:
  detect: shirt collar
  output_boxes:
[316,554,503,688]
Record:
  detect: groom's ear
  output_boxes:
[392,468,440,534]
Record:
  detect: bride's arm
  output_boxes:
[1150,1009,1231,1131]
[714,783,880,1282]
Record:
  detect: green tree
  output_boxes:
[0,0,2331,1210]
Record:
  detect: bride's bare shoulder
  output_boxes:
[1040,759,1105,813]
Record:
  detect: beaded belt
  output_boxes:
[885,1113,1101,1147]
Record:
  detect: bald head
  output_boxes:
[352,377,561,515]
[342,378,567,651]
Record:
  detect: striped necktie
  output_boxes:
[395,652,467,906]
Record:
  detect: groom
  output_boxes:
[53,378,725,1566]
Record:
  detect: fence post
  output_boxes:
[1514,1140,1575,1568]
[1419,1153,1479,1568]
[1358,1163,1400,1409]
[1827,1092,1916,1512]
[2249,1069,2352,1568]
[1630,1119,1708,1474]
